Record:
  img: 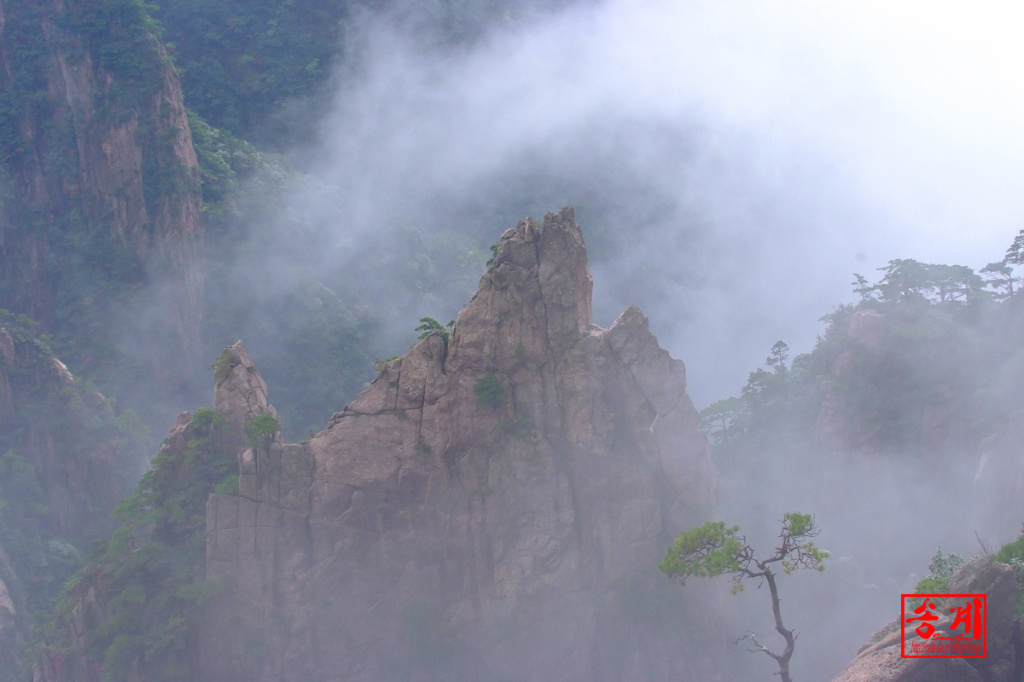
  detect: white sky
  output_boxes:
[315,0,1024,404]
[588,0,1024,264]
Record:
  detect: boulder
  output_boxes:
[832,558,1018,682]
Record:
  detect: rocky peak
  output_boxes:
[212,341,277,451]
[201,209,718,681]
[448,207,591,372]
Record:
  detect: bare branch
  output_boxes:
[737,631,784,663]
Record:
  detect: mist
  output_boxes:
[187,1,1024,679]
[214,0,1023,407]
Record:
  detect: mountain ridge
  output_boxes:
[195,207,720,681]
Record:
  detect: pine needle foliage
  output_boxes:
[660,512,828,682]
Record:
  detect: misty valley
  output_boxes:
[1,1,1023,681]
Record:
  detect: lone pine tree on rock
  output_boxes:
[660,512,829,682]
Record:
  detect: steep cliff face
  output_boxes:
[0,318,143,677]
[201,208,719,681]
[815,308,972,459]
[0,0,203,382]
[816,310,887,455]
[0,334,134,538]
[972,411,1024,545]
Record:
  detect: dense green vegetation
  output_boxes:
[0,0,380,444]
[912,547,968,594]
[35,408,235,681]
[0,2,48,167]
[247,412,281,453]
[151,0,350,145]
[152,0,562,145]
[0,0,616,448]
[187,111,262,221]
[0,0,209,431]
[911,528,1024,618]
[0,311,147,668]
[63,0,169,116]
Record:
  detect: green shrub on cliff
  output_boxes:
[912,547,968,594]
[415,317,455,344]
[996,524,1024,617]
[474,374,503,409]
[248,412,281,453]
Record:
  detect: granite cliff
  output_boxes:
[195,208,719,681]
[0,0,204,387]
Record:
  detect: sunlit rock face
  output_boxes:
[201,208,719,682]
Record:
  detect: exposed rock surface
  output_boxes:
[847,310,886,351]
[201,208,719,681]
[0,0,204,380]
[831,558,1017,682]
[213,341,279,450]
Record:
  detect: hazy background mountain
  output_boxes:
[3,0,1024,680]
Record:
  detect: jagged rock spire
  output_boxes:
[202,209,718,682]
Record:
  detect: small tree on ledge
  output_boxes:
[659,512,828,682]
[248,412,281,456]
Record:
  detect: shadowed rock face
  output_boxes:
[831,558,1016,682]
[0,0,204,382]
[974,412,1024,546]
[0,325,142,679]
[201,208,718,682]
